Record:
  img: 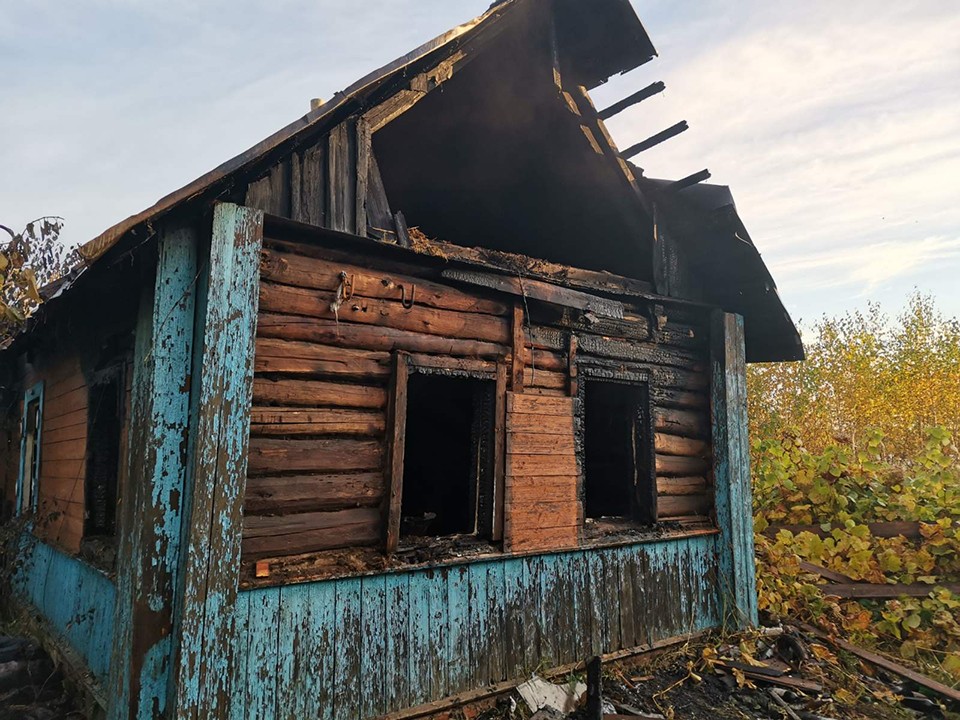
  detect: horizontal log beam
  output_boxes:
[258,313,508,359]
[597,81,666,120]
[621,121,688,159]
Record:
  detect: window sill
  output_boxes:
[239,523,719,589]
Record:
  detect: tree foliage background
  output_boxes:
[0,218,77,345]
[748,292,960,688]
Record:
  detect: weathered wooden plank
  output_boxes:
[260,249,510,317]
[506,502,579,529]
[655,433,709,457]
[294,142,325,226]
[657,495,713,518]
[253,377,386,409]
[245,163,289,216]
[523,367,568,391]
[257,314,509,358]
[503,559,524,678]
[521,556,541,672]
[654,406,709,438]
[244,472,384,514]
[360,574,387,718]
[107,224,198,720]
[354,116,370,239]
[492,364,507,543]
[407,573,433,707]
[506,453,578,476]
[228,593,249,720]
[241,515,381,558]
[332,577,362,719]
[366,153,392,233]
[385,573,411,713]
[504,412,573,435]
[254,338,391,378]
[410,235,653,298]
[506,432,575,455]
[618,546,636,651]
[506,392,574,416]
[486,562,506,683]
[326,122,355,233]
[447,566,471,693]
[588,551,607,656]
[250,408,386,437]
[427,569,449,701]
[442,268,624,319]
[245,589,280,718]
[656,476,708,496]
[309,583,343,718]
[277,583,309,720]
[509,526,580,553]
[172,204,264,719]
[710,311,757,628]
[511,304,526,392]
[259,281,511,345]
[508,475,578,504]
[247,437,382,474]
[385,352,409,553]
[243,507,382,538]
[655,454,709,477]
[467,564,489,685]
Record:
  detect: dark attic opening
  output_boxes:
[401,373,496,539]
[372,0,654,281]
[85,368,123,537]
[583,379,655,524]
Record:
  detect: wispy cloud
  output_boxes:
[1,0,957,320]
[594,0,960,317]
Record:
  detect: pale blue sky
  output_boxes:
[2,1,958,325]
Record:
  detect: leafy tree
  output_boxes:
[0,217,78,344]
[748,292,960,457]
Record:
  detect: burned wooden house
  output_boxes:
[1,1,802,717]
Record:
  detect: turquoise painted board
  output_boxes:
[231,534,721,720]
[15,536,116,684]
[711,312,759,628]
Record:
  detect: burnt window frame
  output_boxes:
[84,362,126,538]
[575,364,657,528]
[385,352,506,552]
[16,381,45,516]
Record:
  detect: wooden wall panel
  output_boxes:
[30,355,88,552]
[245,239,513,563]
[504,393,579,552]
[231,534,721,720]
[14,533,116,682]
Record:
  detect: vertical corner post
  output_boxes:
[171,202,263,718]
[107,226,198,720]
[710,311,758,628]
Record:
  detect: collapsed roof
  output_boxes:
[67,0,801,362]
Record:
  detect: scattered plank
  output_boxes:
[797,622,960,704]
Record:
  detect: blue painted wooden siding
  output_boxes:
[15,535,116,682]
[710,312,758,627]
[230,534,720,719]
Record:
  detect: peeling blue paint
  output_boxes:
[711,312,759,628]
[231,535,721,720]
[14,535,116,683]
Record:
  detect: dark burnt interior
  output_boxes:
[401,373,495,538]
[584,379,654,522]
[374,1,654,281]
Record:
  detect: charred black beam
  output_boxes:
[597,81,666,120]
[621,121,688,159]
[665,169,711,193]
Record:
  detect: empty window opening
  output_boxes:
[401,373,495,538]
[19,387,43,515]
[85,371,123,536]
[583,379,654,523]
